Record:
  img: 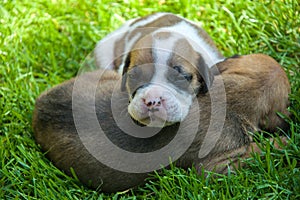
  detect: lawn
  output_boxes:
[1,0,300,199]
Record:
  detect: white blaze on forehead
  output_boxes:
[151,32,181,83]
[155,21,224,68]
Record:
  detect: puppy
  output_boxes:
[33,54,290,192]
[94,12,224,127]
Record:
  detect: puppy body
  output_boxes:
[94,13,224,126]
[33,54,290,192]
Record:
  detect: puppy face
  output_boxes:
[122,31,213,127]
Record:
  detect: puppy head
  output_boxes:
[121,31,214,127]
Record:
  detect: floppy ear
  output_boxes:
[197,55,214,94]
[121,53,131,91]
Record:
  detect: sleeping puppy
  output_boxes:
[94,12,224,127]
[33,54,290,192]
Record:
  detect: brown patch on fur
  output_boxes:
[120,35,155,93]
[168,38,213,93]
[128,35,154,67]
[168,38,198,70]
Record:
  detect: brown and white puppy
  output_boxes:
[33,54,290,192]
[94,12,224,127]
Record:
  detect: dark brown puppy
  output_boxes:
[33,54,290,192]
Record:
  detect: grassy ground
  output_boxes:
[1,0,299,199]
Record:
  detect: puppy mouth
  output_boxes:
[130,116,146,127]
[130,113,175,128]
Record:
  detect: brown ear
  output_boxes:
[197,55,214,94]
[121,53,131,91]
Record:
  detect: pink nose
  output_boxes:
[143,97,162,109]
[142,87,165,111]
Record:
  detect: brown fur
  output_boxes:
[217,54,290,132]
[33,54,290,192]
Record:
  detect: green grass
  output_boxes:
[1,0,299,199]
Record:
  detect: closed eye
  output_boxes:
[182,73,192,81]
[166,65,193,92]
[173,65,193,82]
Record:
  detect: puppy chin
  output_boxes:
[135,116,169,128]
[130,113,179,128]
